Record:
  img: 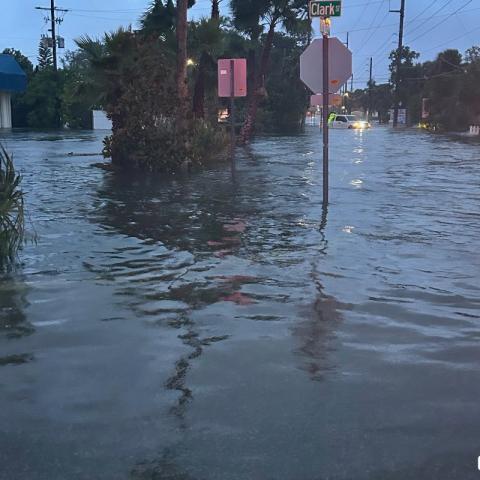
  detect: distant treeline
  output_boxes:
[348,45,480,131]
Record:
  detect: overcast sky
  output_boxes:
[2,0,480,87]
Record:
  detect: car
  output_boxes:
[329,114,371,129]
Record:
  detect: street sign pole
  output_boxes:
[300,4,351,207]
[322,26,329,206]
[230,59,236,156]
[218,58,247,167]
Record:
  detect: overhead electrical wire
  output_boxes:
[354,0,389,56]
[407,0,440,27]
[406,0,450,37]
[347,0,376,39]
[421,23,480,54]
[407,0,474,42]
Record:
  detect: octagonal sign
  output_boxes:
[300,37,352,94]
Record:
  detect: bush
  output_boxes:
[0,145,24,268]
[97,35,228,171]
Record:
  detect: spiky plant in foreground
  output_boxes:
[0,145,24,267]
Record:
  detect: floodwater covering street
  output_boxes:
[0,126,479,480]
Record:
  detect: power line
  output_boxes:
[348,0,376,39]
[407,0,440,28]
[406,0,449,37]
[334,5,480,36]
[355,0,389,55]
[421,24,480,54]
[67,12,138,22]
[407,0,474,43]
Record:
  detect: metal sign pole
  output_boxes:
[230,59,236,155]
[322,25,329,206]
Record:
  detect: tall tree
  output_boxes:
[460,47,480,127]
[176,0,189,136]
[231,0,309,143]
[260,32,309,132]
[423,49,465,130]
[141,0,176,40]
[76,28,138,133]
[211,0,221,19]
[388,46,419,113]
[189,18,223,119]
[37,40,53,70]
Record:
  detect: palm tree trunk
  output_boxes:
[247,47,256,110]
[176,0,189,137]
[240,20,276,144]
[211,0,220,20]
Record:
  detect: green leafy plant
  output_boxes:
[0,145,25,268]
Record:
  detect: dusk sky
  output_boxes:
[3,0,480,88]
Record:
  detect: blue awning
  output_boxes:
[0,54,27,93]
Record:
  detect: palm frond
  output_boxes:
[0,144,25,268]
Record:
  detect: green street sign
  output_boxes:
[310,0,342,17]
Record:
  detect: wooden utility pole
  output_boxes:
[36,1,68,71]
[36,1,68,127]
[344,32,350,95]
[50,0,57,71]
[368,57,373,121]
[391,0,405,127]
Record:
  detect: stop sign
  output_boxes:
[300,38,352,94]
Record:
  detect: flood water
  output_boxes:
[1,126,479,479]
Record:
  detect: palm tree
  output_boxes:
[0,145,24,267]
[211,0,222,20]
[75,28,137,132]
[141,0,176,39]
[189,18,224,118]
[230,0,309,143]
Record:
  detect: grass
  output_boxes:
[0,144,24,268]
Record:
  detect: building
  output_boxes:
[0,54,27,129]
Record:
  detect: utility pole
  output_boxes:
[36,2,68,71]
[343,33,350,95]
[36,2,68,127]
[368,57,373,121]
[50,0,57,71]
[391,0,405,127]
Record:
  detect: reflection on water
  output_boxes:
[0,275,33,340]
[0,128,479,479]
[131,449,195,480]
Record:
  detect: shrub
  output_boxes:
[78,32,228,171]
[0,145,25,268]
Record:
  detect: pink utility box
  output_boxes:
[218,59,247,98]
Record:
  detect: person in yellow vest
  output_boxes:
[328,112,336,125]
